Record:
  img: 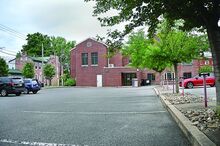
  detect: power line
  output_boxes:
[0,24,26,37]
[0,24,26,40]
[0,50,16,56]
[1,48,18,54]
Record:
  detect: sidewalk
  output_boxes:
[155,86,220,146]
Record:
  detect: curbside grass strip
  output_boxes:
[154,88,216,146]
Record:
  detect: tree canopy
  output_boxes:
[0,57,8,77]
[22,32,76,65]
[22,62,35,78]
[123,20,208,93]
[22,32,52,56]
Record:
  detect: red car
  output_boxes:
[179,73,215,88]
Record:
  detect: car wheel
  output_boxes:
[24,88,29,94]
[0,89,8,97]
[186,82,194,89]
[210,83,215,87]
[16,93,21,96]
[33,91,38,94]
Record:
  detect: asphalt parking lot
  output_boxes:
[0,86,189,146]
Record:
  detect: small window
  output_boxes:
[147,73,155,81]
[205,60,209,65]
[165,72,174,80]
[183,72,192,79]
[82,53,88,65]
[91,52,98,65]
[35,66,38,69]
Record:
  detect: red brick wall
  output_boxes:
[122,57,130,66]
[103,67,140,86]
[70,49,76,78]
[109,53,123,67]
[70,38,108,86]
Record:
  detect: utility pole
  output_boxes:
[60,48,64,86]
[41,43,44,85]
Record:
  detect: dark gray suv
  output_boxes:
[0,77,25,96]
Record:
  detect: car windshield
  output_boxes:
[12,78,23,83]
[24,80,31,83]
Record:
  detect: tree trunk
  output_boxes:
[207,26,220,114]
[173,62,179,93]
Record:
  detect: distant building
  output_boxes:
[9,54,62,86]
[70,38,214,87]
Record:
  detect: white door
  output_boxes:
[97,75,102,87]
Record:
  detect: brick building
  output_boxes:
[9,54,62,86]
[70,38,213,87]
[71,38,161,86]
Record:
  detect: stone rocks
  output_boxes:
[162,93,203,105]
[183,109,220,132]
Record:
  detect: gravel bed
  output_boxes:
[162,92,220,134]
[163,93,204,104]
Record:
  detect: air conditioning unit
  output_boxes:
[108,64,114,68]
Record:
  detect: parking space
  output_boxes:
[0,86,189,146]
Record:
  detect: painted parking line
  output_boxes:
[0,139,87,146]
[22,111,166,115]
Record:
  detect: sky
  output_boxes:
[0,0,126,60]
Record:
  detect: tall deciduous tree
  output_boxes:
[22,32,52,56]
[0,57,8,76]
[157,30,204,93]
[123,30,169,73]
[22,62,34,78]
[50,36,76,70]
[43,64,55,86]
[86,0,220,113]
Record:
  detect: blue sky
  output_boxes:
[0,0,125,59]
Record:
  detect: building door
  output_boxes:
[122,73,136,86]
[97,75,102,87]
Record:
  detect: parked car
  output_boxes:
[179,73,215,88]
[23,78,41,94]
[0,77,25,96]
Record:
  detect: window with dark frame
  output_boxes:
[82,53,88,65]
[91,52,98,65]
[147,73,155,81]
[183,72,192,79]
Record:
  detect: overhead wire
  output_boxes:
[0,50,16,56]
[0,23,26,40]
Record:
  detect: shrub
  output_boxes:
[199,65,213,73]
[64,78,76,86]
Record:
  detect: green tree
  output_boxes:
[199,65,213,74]
[22,62,35,78]
[157,30,203,93]
[22,32,52,56]
[50,36,76,69]
[43,64,55,86]
[0,57,8,76]
[123,30,169,73]
[86,0,220,114]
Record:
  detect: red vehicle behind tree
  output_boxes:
[179,73,215,89]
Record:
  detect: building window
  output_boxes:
[91,52,98,65]
[147,73,155,81]
[35,66,38,69]
[165,72,174,80]
[82,53,88,65]
[183,72,192,79]
[205,60,209,65]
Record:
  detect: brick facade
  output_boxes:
[12,54,61,86]
[70,38,213,87]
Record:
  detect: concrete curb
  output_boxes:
[154,88,216,146]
